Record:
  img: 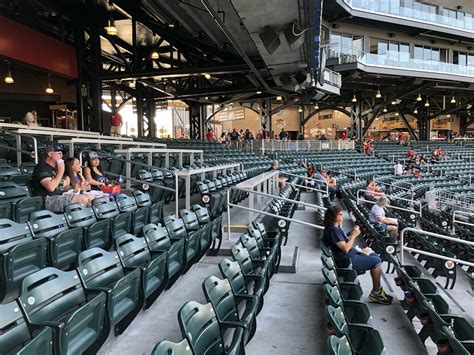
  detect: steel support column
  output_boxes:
[189,104,204,139]
[418,105,429,141]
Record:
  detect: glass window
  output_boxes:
[353,35,363,54]
[400,42,409,62]
[378,40,388,55]
[459,52,467,66]
[414,45,423,60]
[453,51,459,65]
[440,49,448,63]
[423,47,431,61]
[468,54,474,66]
[341,34,353,53]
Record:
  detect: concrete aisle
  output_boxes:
[245,192,328,355]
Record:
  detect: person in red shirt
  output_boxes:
[206,128,214,141]
[256,130,263,140]
[110,110,123,136]
[406,147,415,159]
[341,131,347,140]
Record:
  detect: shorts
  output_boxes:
[45,194,75,213]
[349,252,381,272]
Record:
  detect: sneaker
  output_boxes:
[369,291,393,305]
[380,287,394,301]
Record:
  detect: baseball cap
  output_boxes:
[88,151,100,160]
[45,144,63,153]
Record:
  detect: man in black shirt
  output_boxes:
[229,128,240,148]
[279,128,288,141]
[32,144,94,213]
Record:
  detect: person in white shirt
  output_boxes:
[369,197,398,239]
[394,160,403,175]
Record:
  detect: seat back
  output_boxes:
[196,182,210,195]
[133,190,152,207]
[165,219,188,241]
[152,338,193,355]
[92,197,120,220]
[0,301,33,354]
[192,204,211,224]
[64,203,97,228]
[0,219,34,252]
[115,233,152,267]
[179,209,200,231]
[143,223,172,252]
[138,170,153,183]
[0,181,30,202]
[29,210,69,239]
[324,284,343,308]
[77,248,125,289]
[202,276,239,323]
[218,258,248,296]
[328,335,352,355]
[326,305,349,336]
[19,267,87,324]
[178,301,223,355]
[115,193,138,213]
[240,234,261,260]
[231,244,255,275]
[14,196,44,223]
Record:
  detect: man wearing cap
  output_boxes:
[32,145,95,213]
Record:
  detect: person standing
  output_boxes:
[24,111,39,127]
[279,128,288,141]
[394,160,403,175]
[110,109,123,136]
[229,128,239,147]
[206,128,215,141]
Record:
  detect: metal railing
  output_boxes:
[452,210,474,235]
[279,171,330,196]
[1,131,39,165]
[400,227,474,268]
[322,67,342,88]
[226,186,326,239]
[356,189,422,217]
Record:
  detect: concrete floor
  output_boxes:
[98,191,472,355]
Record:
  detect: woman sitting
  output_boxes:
[64,157,100,206]
[83,151,109,190]
[322,205,393,305]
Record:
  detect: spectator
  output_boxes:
[110,109,123,136]
[366,178,384,197]
[31,145,96,213]
[24,111,39,127]
[341,131,347,140]
[268,160,286,190]
[394,160,403,175]
[256,130,263,140]
[404,163,414,174]
[83,151,109,190]
[206,128,214,141]
[274,134,279,140]
[301,161,315,189]
[65,157,90,192]
[315,168,338,201]
[320,133,327,141]
[229,128,239,147]
[369,197,399,239]
[279,128,288,141]
[322,205,393,305]
[406,147,415,159]
[244,129,254,140]
[219,132,227,144]
[239,129,244,140]
[298,133,304,140]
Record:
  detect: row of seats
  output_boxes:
[151,183,302,354]
[321,240,386,355]
[0,201,222,354]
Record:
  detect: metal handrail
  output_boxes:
[356,189,422,216]
[452,210,474,235]
[103,170,178,216]
[279,171,330,195]
[1,130,39,165]
[400,227,474,268]
[226,187,325,239]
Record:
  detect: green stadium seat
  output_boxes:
[218,258,265,314]
[0,219,48,301]
[18,267,107,354]
[324,284,372,325]
[165,218,199,273]
[231,244,269,293]
[178,301,244,355]
[64,203,112,250]
[14,196,43,223]
[150,200,164,225]
[202,275,257,345]
[0,300,53,355]
[132,190,151,234]
[77,247,142,335]
[328,335,353,355]
[115,233,168,308]
[151,339,193,355]
[142,223,186,294]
